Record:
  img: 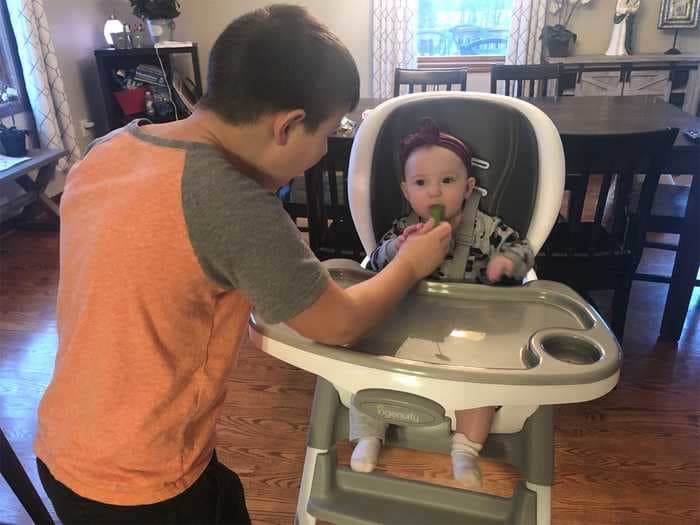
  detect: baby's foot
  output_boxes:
[351,437,382,473]
[451,433,483,489]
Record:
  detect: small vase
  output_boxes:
[146,18,174,43]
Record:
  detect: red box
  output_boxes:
[113,87,146,116]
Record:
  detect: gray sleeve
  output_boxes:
[480,214,535,280]
[368,238,399,272]
[367,218,409,271]
[182,149,328,324]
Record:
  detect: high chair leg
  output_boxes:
[296,377,342,524]
[296,446,323,525]
[526,483,551,525]
[524,407,554,525]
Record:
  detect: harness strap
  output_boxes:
[446,191,481,280]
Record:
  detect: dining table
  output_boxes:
[310,95,700,342]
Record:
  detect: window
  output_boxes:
[416,0,513,71]
[0,0,28,118]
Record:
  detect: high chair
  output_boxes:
[250,92,622,525]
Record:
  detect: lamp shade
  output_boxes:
[104,15,124,46]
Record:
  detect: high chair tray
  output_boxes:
[250,260,621,389]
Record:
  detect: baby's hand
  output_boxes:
[486,255,514,283]
[395,223,423,251]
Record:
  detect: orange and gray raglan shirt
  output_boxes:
[34,120,328,505]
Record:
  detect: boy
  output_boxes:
[35,6,451,523]
[350,117,534,489]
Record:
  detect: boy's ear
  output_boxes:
[273,109,306,146]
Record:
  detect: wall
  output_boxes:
[176,0,373,96]
[547,0,700,55]
[0,0,137,199]
[44,0,138,151]
[176,0,495,96]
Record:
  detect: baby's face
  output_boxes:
[401,145,475,225]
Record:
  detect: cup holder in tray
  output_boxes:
[541,336,602,365]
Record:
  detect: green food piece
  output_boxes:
[429,205,444,223]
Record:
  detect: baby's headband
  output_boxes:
[400,117,490,170]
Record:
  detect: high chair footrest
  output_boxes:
[307,456,538,525]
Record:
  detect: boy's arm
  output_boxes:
[182,156,449,345]
[287,220,451,346]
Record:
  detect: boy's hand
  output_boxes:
[486,255,514,282]
[394,218,452,280]
[394,223,423,251]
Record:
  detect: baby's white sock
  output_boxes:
[350,437,382,473]
[451,432,483,488]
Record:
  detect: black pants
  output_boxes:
[37,452,251,524]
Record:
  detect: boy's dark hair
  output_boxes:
[199,4,360,131]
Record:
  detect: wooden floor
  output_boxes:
[0,230,698,525]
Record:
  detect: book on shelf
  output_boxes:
[134,64,166,86]
[171,70,197,114]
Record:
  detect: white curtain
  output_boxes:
[7,0,79,174]
[371,0,418,98]
[506,0,548,65]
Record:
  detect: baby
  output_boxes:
[350,117,534,488]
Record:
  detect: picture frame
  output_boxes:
[658,0,700,29]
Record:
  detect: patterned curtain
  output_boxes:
[7,0,79,174]
[371,0,418,98]
[506,0,547,65]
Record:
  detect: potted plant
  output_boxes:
[541,0,593,57]
[130,0,181,43]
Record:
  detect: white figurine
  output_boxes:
[605,0,641,56]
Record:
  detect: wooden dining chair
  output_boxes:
[304,143,364,262]
[634,183,694,281]
[632,150,699,339]
[536,128,679,339]
[490,64,563,97]
[1,427,55,524]
[277,179,309,232]
[393,68,468,97]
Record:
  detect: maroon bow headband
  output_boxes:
[399,117,473,174]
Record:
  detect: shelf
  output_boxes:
[94,43,202,132]
[94,44,198,57]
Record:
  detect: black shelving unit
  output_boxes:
[94,44,202,132]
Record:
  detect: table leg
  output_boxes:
[659,172,699,341]
[14,162,60,228]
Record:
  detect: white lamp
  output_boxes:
[104,14,124,46]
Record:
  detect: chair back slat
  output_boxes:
[304,144,363,261]
[326,157,339,212]
[490,64,562,98]
[394,68,468,97]
[565,173,589,257]
[589,172,614,257]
